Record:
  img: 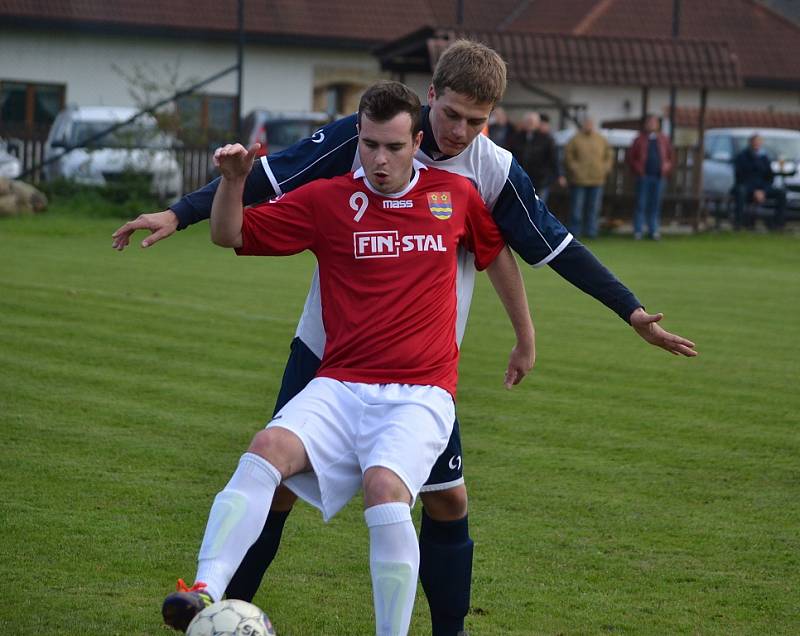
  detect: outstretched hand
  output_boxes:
[111,209,179,251]
[504,340,535,389]
[214,143,261,181]
[629,308,697,357]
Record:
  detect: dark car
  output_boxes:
[241,110,330,157]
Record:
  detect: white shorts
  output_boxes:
[268,377,454,522]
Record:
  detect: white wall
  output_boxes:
[0,28,379,112]
[502,83,800,130]
[402,72,800,134]
[5,28,798,126]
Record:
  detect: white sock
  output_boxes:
[364,502,419,636]
[195,452,281,601]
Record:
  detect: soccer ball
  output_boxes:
[186,599,276,636]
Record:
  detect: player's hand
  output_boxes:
[629,308,697,357]
[504,339,535,389]
[753,189,766,204]
[111,209,179,250]
[214,143,261,182]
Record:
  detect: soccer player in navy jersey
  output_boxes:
[162,81,533,635]
[116,41,696,636]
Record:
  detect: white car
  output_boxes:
[703,127,800,213]
[43,106,183,201]
[0,138,21,180]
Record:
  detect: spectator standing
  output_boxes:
[538,115,567,188]
[511,112,562,204]
[488,106,515,150]
[627,115,675,240]
[564,117,613,238]
[733,133,786,231]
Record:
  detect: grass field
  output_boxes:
[1,209,799,635]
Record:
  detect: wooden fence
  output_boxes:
[546,146,706,231]
[2,132,216,194]
[2,130,709,228]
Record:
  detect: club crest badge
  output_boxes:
[427,192,453,220]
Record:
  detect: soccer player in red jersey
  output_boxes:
[162,81,534,635]
[122,42,696,635]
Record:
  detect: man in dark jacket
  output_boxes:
[734,133,786,230]
[627,115,674,240]
[487,106,515,150]
[511,112,562,204]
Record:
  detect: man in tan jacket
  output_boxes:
[564,117,613,238]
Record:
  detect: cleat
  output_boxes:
[162,579,214,632]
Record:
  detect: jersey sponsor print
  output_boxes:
[236,164,504,396]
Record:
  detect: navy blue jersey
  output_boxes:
[171,107,641,330]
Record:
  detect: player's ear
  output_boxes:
[413,130,423,151]
[427,84,436,107]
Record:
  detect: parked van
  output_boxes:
[43,106,183,201]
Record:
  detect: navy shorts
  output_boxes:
[273,338,464,491]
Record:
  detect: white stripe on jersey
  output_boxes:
[502,178,574,267]
[261,155,283,198]
[264,133,360,196]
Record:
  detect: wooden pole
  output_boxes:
[640,86,649,123]
[236,0,245,141]
[694,87,708,229]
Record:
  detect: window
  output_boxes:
[176,93,238,146]
[313,83,366,119]
[705,135,733,162]
[0,81,65,134]
[313,67,382,119]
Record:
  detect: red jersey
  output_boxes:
[237,163,504,396]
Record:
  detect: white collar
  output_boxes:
[354,158,427,199]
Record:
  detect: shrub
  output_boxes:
[37,174,162,218]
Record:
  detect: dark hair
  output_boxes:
[358,80,422,135]
[539,113,550,123]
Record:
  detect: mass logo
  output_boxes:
[354,231,447,259]
[427,191,453,219]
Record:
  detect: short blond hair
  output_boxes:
[432,39,507,105]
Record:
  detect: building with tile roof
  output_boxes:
[2,0,798,141]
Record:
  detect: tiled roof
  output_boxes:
[672,106,800,130]
[0,0,435,46]
[1,0,798,86]
[423,29,741,89]
[500,0,800,88]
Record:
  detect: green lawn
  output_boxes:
[1,210,798,635]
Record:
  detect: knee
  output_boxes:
[247,428,307,478]
[363,467,411,507]
[420,484,468,521]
